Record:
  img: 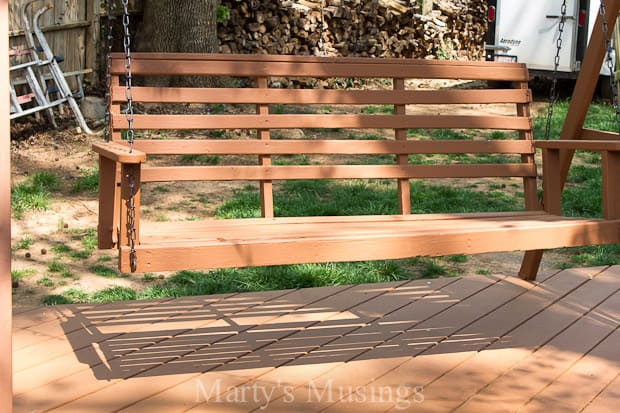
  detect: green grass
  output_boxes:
[47,260,68,273]
[11,172,60,218]
[62,288,89,303]
[69,250,92,260]
[92,286,137,302]
[208,103,226,114]
[51,243,72,255]
[11,269,35,283]
[72,168,99,193]
[418,259,448,278]
[273,155,311,166]
[78,229,98,251]
[41,295,73,305]
[567,245,620,267]
[408,129,471,140]
[13,236,34,251]
[154,185,171,193]
[448,254,468,263]
[216,180,520,219]
[534,100,619,139]
[89,264,118,278]
[354,133,387,140]
[362,105,394,115]
[179,154,220,165]
[37,277,55,287]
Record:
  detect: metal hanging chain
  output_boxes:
[104,0,115,141]
[122,0,135,152]
[545,0,567,140]
[121,0,137,272]
[127,171,138,272]
[599,0,620,136]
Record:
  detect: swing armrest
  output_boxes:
[535,140,620,151]
[535,140,620,219]
[92,142,146,164]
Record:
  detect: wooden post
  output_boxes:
[394,78,410,214]
[518,81,544,281]
[85,0,101,87]
[1,0,13,410]
[257,77,274,218]
[541,148,563,215]
[558,0,620,187]
[602,150,620,219]
[97,156,119,248]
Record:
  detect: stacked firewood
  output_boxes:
[217,0,487,60]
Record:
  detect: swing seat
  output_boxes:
[119,210,619,273]
[94,53,620,279]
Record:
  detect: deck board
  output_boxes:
[12,266,620,412]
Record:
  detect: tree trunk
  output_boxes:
[136,0,219,86]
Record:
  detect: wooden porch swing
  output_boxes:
[93,0,620,281]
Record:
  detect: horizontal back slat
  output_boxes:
[112,114,532,131]
[140,164,537,182]
[111,52,528,66]
[113,60,529,81]
[110,54,529,81]
[128,139,534,155]
[112,87,532,105]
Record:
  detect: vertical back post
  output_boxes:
[257,77,274,218]
[0,0,13,411]
[110,75,123,141]
[394,78,410,214]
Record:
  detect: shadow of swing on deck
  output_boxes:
[57,264,620,381]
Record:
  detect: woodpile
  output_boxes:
[217,0,487,60]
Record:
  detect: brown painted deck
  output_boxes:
[12,265,620,412]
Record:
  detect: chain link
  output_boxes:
[545,0,567,140]
[599,0,620,136]
[121,0,135,151]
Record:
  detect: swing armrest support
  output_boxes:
[535,140,620,219]
[93,142,145,250]
[92,142,146,164]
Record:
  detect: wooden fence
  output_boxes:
[8,0,143,89]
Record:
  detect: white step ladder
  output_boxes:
[9,1,94,134]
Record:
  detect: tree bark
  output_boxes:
[137,0,219,86]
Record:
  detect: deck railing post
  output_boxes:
[602,150,620,219]
[1,0,13,411]
[97,156,120,248]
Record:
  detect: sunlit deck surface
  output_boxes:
[12,265,620,412]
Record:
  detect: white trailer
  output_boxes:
[485,0,612,77]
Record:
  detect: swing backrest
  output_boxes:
[106,53,539,218]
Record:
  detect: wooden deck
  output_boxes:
[12,265,620,412]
